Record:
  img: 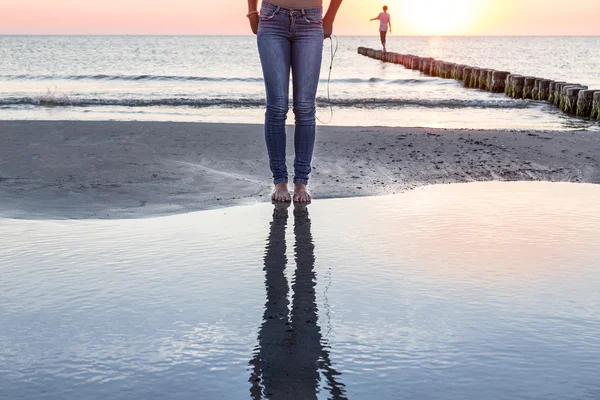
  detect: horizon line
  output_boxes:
[1,34,600,37]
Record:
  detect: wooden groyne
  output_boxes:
[357,47,600,121]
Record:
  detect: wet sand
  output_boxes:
[1,120,599,219]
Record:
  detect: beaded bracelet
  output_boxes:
[246,10,259,18]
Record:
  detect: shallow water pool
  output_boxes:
[1,182,599,399]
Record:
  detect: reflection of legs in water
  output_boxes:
[250,203,346,399]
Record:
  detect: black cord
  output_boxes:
[317,34,338,125]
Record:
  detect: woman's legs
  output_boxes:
[257,5,323,202]
[380,31,387,51]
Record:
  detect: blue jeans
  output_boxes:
[257,2,324,185]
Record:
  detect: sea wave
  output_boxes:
[0,74,265,83]
[0,74,438,85]
[0,96,532,109]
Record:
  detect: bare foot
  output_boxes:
[272,182,291,202]
[293,183,312,203]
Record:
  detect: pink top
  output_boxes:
[377,12,390,32]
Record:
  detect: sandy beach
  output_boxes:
[1,120,599,219]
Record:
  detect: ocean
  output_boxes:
[1,35,599,130]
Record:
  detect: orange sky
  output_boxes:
[1,0,599,35]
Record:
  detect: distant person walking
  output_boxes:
[370,6,392,52]
[247,0,344,203]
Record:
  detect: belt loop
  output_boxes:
[275,6,281,14]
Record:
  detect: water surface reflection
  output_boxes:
[250,203,347,399]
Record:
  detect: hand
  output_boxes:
[249,14,259,35]
[323,16,333,39]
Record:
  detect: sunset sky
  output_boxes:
[1,0,599,36]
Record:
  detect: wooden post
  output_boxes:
[439,62,446,78]
[462,67,473,87]
[431,60,440,77]
[511,76,525,98]
[522,77,536,99]
[576,90,597,118]
[554,82,571,106]
[419,57,432,72]
[409,55,417,69]
[559,85,574,109]
[403,55,411,68]
[451,64,461,80]
[396,54,404,65]
[456,65,468,81]
[478,69,490,90]
[410,56,420,70]
[485,70,494,91]
[505,74,514,96]
[441,62,453,79]
[421,58,433,74]
[532,79,541,100]
[562,87,585,114]
[450,64,457,79]
[537,80,553,101]
[469,68,480,88]
[548,82,557,103]
[591,92,600,120]
[491,71,510,93]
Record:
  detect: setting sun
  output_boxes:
[396,0,479,35]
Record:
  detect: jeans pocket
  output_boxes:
[301,14,323,25]
[259,9,278,21]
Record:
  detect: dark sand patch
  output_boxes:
[0,121,599,219]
